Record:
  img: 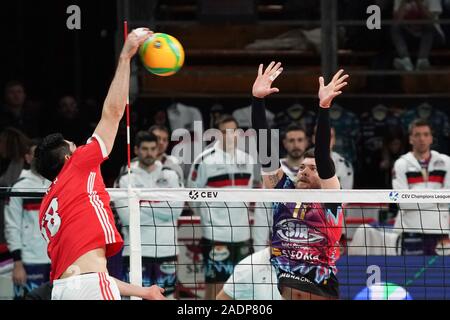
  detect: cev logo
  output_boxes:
[389,191,399,201]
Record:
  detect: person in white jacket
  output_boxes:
[115,131,183,297]
[4,139,51,298]
[187,114,255,300]
[148,124,184,182]
[392,119,450,255]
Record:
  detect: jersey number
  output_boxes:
[293,202,306,220]
[41,198,61,243]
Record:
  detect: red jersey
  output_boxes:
[39,134,123,281]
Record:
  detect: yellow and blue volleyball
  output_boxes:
[139,33,184,76]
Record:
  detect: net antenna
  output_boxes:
[124,20,143,299]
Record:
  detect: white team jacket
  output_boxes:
[223,247,282,300]
[115,153,184,186]
[116,161,183,258]
[4,169,51,264]
[392,151,450,234]
[187,143,255,242]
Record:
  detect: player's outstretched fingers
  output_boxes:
[264,61,276,75]
[319,76,325,88]
[335,74,349,85]
[258,64,263,76]
[269,67,283,82]
[332,69,344,83]
[334,82,348,92]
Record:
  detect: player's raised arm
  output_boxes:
[94,28,153,155]
[251,62,283,188]
[316,69,349,189]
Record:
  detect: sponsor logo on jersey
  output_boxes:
[160,262,177,275]
[209,245,230,262]
[275,219,324,244]
[281,249,320,261]
[279,272,314,284]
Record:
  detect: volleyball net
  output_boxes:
[1,188,450,300]
[110,188,450,300]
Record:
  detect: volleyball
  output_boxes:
[139,33,185,76]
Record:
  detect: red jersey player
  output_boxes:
[34,28,165,300]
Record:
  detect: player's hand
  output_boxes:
[141,285,166,300]
[252,61,283,99]
[318,69,349,108]
[120,28,153,60]
[12,261,27,286]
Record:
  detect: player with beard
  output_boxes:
[251,62,348,300]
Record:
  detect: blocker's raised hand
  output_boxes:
[318,69,349,108]
[252,61,283,99]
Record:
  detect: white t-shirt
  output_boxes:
[223,247,282,300]
[116,161,184,257]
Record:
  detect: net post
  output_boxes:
[128,187,142,300]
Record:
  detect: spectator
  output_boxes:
[328,104,360,166]
[149,125,184,182]
[115,131,183,298]
[391,0,443,71]
[379,129,406,188]
[47,95,90,146]
[216,247,281,300]
[187,115,254,300]
[209,103,225,129]
[392,119,450,255]
[359,104,403,188]
[0,128,31,243]
[280,124,310,180]
[401,102,449,154]
[0,81,40,137]
[4,138,51,299]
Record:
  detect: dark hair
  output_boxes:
[408,119,432,135]
[283,123,307,139]
[30,138,42,149]
[148,125,169,135]
[0,127,31,161]
[302,148,315,159]
[4,80,24,91]
[34,134,71,181]
[135,131,158,148]
[214,114,238,129]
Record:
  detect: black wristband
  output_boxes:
[11,249,22,262]
[251,96,277,170]
[251,97,268,131]
[315,107,335,179]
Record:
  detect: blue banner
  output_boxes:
[337,256,450,300]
